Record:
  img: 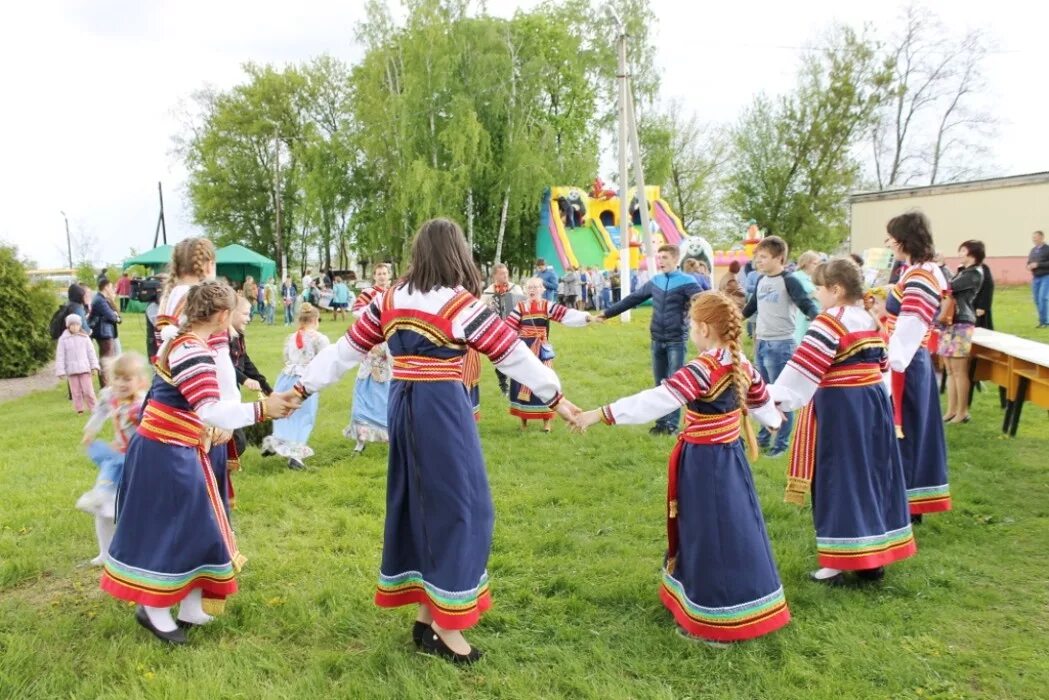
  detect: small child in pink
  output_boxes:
[56,314,100,413]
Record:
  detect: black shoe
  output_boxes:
[911,514,923,525]
[260,448,275,457]
[808,571,846,587]
[287,458,305,471]
[135,606,188,645]
[175,619,198,630]
[412,621,431,648]
[856,567,885,582]
[419,629,483,664]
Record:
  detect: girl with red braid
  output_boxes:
[297,219,580,664]
[575,292,789,645]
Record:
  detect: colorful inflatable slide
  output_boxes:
[536,185,686,276]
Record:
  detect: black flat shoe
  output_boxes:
[809,571,846,587]
[420,629,483,664]
[287,458,305,471]
[175,619,198,630]
[942,414,955,423]
[855,567,885,582]
[911,514,923,525]
[412,621,431,648]
[135,607,188,645]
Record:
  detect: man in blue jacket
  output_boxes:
[536,258,559,302]
[599,244,703,435]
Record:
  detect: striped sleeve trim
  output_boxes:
[600,405,616,425]
[898,269,942,325]
[546,391,564,408]
[663,361,708,404]
[504,302,524,331]
[352,287,379,313]
[746,361,771,407]
[347,304,384,354]
[785,315,840,385]
[548,301,569,323]
[461,302,518,364]
[169,344,220,410]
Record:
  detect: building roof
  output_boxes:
[850,171,1049,204]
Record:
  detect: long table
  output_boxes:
[969,328,1049,436]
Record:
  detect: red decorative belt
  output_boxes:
[392,355,465,382]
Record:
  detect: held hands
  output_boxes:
[555,398,582,425]
[570,409,602,433]
[588,314,605,324]
[264,390,302,420]
[243,378,262,392]
[81,431,97,447]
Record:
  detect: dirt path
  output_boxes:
[0,361,59,403]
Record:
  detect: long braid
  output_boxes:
[690,291,759,461]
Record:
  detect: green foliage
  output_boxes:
[74,261,96,285]
[727,25,893,253]
[0,245,56,378]
[2,288,1049,698]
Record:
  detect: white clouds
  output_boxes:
[1,0,1044,267]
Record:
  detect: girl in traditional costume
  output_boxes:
[344,264,392,452]
[769,259,916,586]
[883,212,951,521]
[575,291,789,644]
[507,277,594,431]
[154,238,241,512]
[101,282,295,645]
[262,303,329,470]
[297,219,579,663]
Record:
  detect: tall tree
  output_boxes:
[728,26,892,252]
[871,3,995,188]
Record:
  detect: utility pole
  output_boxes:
[274,135,286,279]
[153,181,168,248]
[614,12,632,323]
[60,211,72,268]
[626,89,655,276]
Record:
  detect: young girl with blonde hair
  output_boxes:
[262,303,329,470]
[575,291,789,644]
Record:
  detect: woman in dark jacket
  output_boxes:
[974,262,995,330]
[939,240,986,424]
[90,279,122,386]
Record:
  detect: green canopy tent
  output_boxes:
[122,244,173,271]
[216,244,277,286]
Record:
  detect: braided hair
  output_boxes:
[689,291,760,461]
[158,281,236,369]
[161,237,217,303]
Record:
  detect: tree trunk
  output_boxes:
[494,186,511,264]
[466,189,475,249]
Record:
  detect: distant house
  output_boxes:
[849,172,1049,284]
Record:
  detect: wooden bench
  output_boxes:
[969,329,1049,437]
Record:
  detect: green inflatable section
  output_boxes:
[565,221,610,269]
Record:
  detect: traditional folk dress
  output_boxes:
[262,329,330,461]
[770,306,917,571]
[77,388,145,520]
[298,285,562,630]
[598,349,790,642]
[101,334,266,607]
[155,284,240,509]
[344,286,391,444]
[885,263,951,515]
[505,299,589,421]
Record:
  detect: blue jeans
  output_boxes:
[652,340,687,430]
[1034,275,1049,325]
[756,339,796,451]
[284,302,295,325]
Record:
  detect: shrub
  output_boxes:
[0,245,57,378]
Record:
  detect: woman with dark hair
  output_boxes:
[90,278,122,387]
[297,218,579,664]
[940,240,986,423]
[883,211,950,522]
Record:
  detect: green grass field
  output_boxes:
[2,286,1048,699]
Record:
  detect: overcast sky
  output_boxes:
[2,0,1045,268]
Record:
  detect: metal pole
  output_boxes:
[274,136,286,278]
[157,181,167,245]
[61,211,72,268]
[616,27,632,323]
[626,88,656,276]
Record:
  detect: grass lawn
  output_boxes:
[2,285,1048,699]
